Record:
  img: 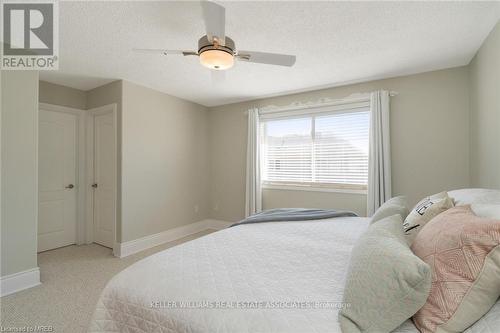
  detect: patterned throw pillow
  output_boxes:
[403,192,454,244]
[411,205,500,333]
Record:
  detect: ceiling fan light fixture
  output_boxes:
[199,49,234,70]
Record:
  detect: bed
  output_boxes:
[89,215,499,333]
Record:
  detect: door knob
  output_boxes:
[65,184,74,189]
[92,183,98,188]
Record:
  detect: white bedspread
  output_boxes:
[89,217,497,333]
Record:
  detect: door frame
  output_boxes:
[85,104,118,255]
[38,103,86,247]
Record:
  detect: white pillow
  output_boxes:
[403,192,454,244]
[448,188,500,205]
[471,204,500,219]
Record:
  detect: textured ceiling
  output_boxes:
[40,1,500,107]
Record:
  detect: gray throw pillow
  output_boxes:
[339,215,431,333]
[370,196,409,225]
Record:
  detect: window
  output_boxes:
[260,104,370,192]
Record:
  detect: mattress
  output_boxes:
[89,217,498,333]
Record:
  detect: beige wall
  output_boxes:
[469,21,500,189]
[87,80,122,111]
[39,81,87,110]
[263,190,367,216]
[208,67,471,221]
[120,81,210,242]
[1,71,39,276]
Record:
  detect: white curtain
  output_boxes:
[367,91,392,216]
[245,108,262,217]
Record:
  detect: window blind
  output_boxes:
[261,107,370,190]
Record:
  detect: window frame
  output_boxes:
[259,98,370,194]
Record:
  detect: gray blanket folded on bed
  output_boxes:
[230,208,358,227]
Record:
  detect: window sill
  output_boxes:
[262,183,367,195]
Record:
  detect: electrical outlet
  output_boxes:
[194,205,199,213]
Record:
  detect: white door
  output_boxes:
[92,112,116,248]
[38,110,77,252]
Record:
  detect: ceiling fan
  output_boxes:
[134,1,296,71]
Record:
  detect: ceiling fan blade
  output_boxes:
[211,69,226,85]
[201,1,225,44]
[133,49,198,56]
[236,51,296,67]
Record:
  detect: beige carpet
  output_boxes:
[0,229,215,333]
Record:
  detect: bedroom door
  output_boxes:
[90,109,116,249]
[38,109,78,252]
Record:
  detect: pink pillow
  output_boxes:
[411,205,500,333]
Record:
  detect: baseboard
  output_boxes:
[116,219,232,258]
[0,267,41,297]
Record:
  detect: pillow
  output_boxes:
[411,206,500,333]
[471,204,500,219]
[448,188,500,205]
[370,196,409,225]
[403,192,454,244]
[339,215,432,333]
[464,299,500,333]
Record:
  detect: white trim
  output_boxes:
[38,103,87,247]
[262,183,367,195]
[258,91,397,116]
[87,104,118,116]
[260,101,370,120]
[259,94,369,114]
[0,267,41,297]
[86,104,118,254]
[39,102,85,116]
[116,219,231,258]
